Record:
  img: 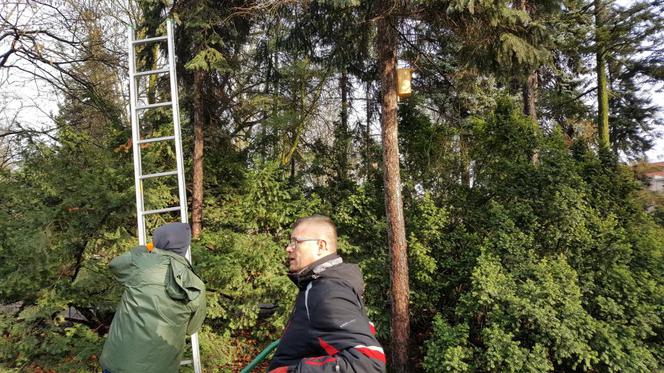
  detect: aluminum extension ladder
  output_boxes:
[127,18,202,373]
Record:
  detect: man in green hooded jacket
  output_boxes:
[100,222,206,373]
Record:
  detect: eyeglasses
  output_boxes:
[287,237,324,247]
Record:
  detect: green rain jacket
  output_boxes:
[100,246,206,373]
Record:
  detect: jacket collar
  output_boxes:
[287,253,343,289]
[150,247,193,268]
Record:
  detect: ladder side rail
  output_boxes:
[128,26,147,245]
[167,19,188,230]
[191,333,202,373]
[166,19,202,373]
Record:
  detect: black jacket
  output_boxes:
[269,254,386,372]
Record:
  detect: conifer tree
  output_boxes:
[376,0,410,370]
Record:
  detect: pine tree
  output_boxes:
[376,0,411,370]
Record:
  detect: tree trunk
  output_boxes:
[515,0,541,163]
[365,80,373,181]
[523,70,538,123]
[337,69,350,181]
[376,3,410,371]
[191,70,205,239]
[595,0,610,149]
[341,70,349,131]
[523,70,540,164]
[459,134,472,187]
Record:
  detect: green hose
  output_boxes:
[240,339,280,373]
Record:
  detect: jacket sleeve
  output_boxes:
[108,249,136,285]
[186,287,206,335]
[291,282,386,373]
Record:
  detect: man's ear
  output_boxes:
[318,239,327,253]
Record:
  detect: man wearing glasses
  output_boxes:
[268,215,386,373]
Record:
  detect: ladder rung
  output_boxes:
[140,170,178,179]
[142,206,181,215]
[134,67,170,77]
[180,360,192,366]
[133,35,168,45]
[137,135,176,145]
[136,101,172,111]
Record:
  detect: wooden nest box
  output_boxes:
[396,67,413,98]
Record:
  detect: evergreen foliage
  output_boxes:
[0,1,662,372]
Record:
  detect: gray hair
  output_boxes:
[293,215,337,250]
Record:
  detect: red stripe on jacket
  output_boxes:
[303,356,337,366]
[354,346,386,363]
[318,337,339,356]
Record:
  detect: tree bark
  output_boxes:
[191,70,205,239]
[523,70,540,164]
[365,80,373,181]
[336,70,350,181]
[376,2,410,371]
[595,0,610,149]
[523,70,538,123]
[341,69,349,131]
